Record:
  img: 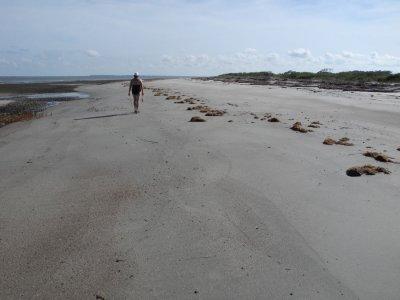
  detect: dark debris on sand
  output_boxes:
[308,121,322,128]
[363,151,395,163]
[189,116,206,122]
[291,122,312,133]
[336,137,354,146]
[323,137,354,146]
[346,165,390,177]
[186,105,225,116]
[268,117,280,122]
[205,110,225,116]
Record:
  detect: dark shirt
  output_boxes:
[129,78,143,95]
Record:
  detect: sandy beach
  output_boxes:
[1,79,399,299]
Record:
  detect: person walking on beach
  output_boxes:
[128,72,144,113]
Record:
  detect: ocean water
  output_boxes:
[0,75,179,84]
[27,92,89,100]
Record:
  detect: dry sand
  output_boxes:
[1,79,399,299]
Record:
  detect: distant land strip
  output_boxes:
[202,70,400,93]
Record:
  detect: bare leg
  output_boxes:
[133,94,140,113]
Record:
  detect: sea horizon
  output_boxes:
[0,75,190,84]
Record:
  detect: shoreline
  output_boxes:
[0,81,107,127]
[0,80,126,94]
[0,78,180,128]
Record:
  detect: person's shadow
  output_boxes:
[74,112,134,120]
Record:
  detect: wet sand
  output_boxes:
[1,79,399,299]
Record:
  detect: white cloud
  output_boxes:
[341,51,356,58]
[157,47,399,75]
[370,52,400,66]
[158,49,282,74]
[161,55,174,64]
[323,51,400,67]
[323,52,346,64]
[317,51,400,70]
[85,49,100,58]
[265,53,279,62]
[243,48,258,54]
[370,52,379,60]
[183,54,210,66]
[288,48,312,59]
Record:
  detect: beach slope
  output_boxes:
[1,79,399,299]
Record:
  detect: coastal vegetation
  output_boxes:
[213,70,400,83]
[208,70,400,92]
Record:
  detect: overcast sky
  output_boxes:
[1,0,400,76]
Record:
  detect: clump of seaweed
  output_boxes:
[323,138,336,145]
[205,110,225,116]
[260,113,272,121]
[346,165,390,177]
[189,116,206,122]
[336,137,354,146]
[308,121,322,128]
[291,122,311,133]
[323,137,354,146]
[184,98,198,104]
[268,117,280,122]
[187,105,225,116]
[187,105,209,111]
[363,151,395,163]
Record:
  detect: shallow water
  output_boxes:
[0,92,90,101]
[27,92,90,100]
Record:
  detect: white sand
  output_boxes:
[1,79,399,299]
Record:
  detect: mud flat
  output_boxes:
[0,82,92,127]
[1,79,399,299]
